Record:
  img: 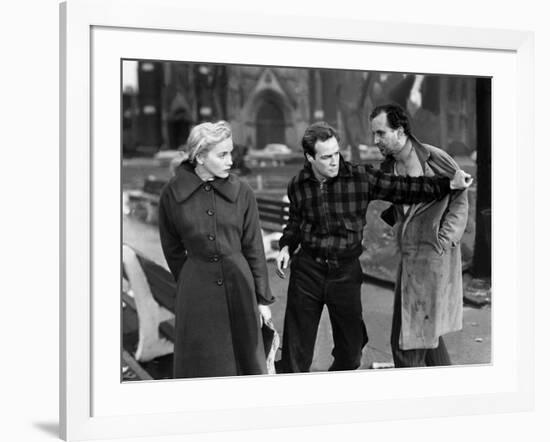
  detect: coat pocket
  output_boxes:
[436,232,458,254]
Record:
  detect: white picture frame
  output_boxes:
[60,0,534,440]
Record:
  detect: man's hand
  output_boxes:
[276,246,290,278]
[450,169,474,190]
[258,304,272,324]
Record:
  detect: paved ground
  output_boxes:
[123,216,491,373]
[266,256,491,370]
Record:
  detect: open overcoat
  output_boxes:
[158,161,274,378]
[381,140,468,350]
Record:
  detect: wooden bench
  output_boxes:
[122,244,176,380]
[125,176,164,224]
[256,197,289,260]
[256,197,289,232]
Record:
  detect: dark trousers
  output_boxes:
[390,277,451,368]
[278,251,368,373]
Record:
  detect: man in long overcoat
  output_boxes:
[371,104,469,367]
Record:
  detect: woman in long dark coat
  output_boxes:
[158,121,274,378]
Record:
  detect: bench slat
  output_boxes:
[127,191,160,203]
[257,205,288,216]
[259,214,288,225]
[261,222,287,234]
[143,179,166,195]
[256,197,289,204]
[257,198,289,234]
[122,349,154,381]
[258,202,286,207]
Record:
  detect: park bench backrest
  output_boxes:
[143,177,166,196]
[256,197,289,233]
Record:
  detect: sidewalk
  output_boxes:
[266,260,491,371]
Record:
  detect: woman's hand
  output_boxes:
[258,304,272,324]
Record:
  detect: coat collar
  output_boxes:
[170,160,241,203]
[299,154,352,183]
[380,136,431,174]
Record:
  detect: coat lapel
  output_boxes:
[399,140,436,234]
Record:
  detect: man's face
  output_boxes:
[306,136,340,180]
[371,112,404,157]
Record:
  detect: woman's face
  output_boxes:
[198,137,234,179]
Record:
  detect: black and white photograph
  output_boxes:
[121,60,492,381]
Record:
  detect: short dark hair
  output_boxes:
[301,122,340,157]
[369,104,412,137]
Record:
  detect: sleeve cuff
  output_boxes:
[257,294,276,305]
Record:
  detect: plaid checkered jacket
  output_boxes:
[279,156,451,266]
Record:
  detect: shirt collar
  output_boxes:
[170,161,241,203]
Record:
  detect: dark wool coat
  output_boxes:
[381,140,468,350]
[158,161,274,378]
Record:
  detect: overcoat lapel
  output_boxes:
[400,140,439,237]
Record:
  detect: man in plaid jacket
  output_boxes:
[275,122,472,373]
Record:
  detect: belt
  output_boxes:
[300,245,361,266]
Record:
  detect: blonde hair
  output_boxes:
[185,120,232,164]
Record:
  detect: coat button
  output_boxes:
[207,234,215,241]
[206,209,215,216]
[216,279,223,286]
[211,255,220,262]
[204,184,212,191]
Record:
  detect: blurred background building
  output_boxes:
[122,60,481,160]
